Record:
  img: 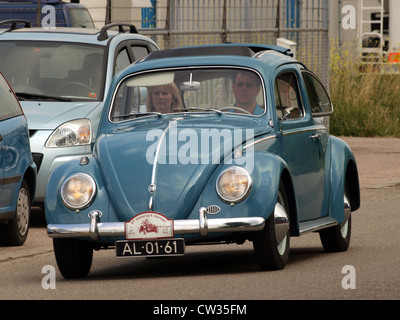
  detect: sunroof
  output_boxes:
[145,45,256,61]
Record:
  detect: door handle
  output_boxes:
[309,133,322,141]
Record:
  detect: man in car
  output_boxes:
[232,71,264,115]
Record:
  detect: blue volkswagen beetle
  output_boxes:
[46,44,360,278]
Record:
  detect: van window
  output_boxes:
[68,7,95,28]
[0,3,94,28]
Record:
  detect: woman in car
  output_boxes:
[147,83,183,113]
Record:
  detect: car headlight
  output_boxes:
[216,166,252,203]
[61,173,96,210]
[45,119,92,148]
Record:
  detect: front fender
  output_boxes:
[329,136,360,223]
[188,151,290,222]
[45,156,116,225]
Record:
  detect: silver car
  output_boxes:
[0,21,158,206]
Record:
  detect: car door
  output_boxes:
[274,68,328,221]
[0,73,27,212]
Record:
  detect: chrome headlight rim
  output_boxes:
[61,172,96,210]
[216,166,252,203]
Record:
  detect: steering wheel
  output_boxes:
[219,106,252,115]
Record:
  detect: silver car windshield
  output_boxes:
[110,68,265,122]
[0,41,105,101]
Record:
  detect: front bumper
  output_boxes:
[47,208,265,241]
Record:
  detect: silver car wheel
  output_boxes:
[17,187,30,237]
[340,195,351,238]
[319,184,352,252]
[253,181,290,270]
[275,191,289,256]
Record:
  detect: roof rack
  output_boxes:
[98,23,138,41]
[0,19,32,31]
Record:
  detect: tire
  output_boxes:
[253,181,290,270]
[0,179,31,246]
[53,238,93,279]
[319,192,352,252]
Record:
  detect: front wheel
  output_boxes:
[53,238,93,279]
[253,182,290,270]
[319,194,352,252]
[0,179,31,246]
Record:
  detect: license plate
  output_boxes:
[115,238,185,258]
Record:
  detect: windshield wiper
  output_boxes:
[173,107,222,115]
[111,112,162,120]
[15,92,72,102]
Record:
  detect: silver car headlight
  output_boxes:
[61,173,96,210]
[45,119,92,148]
[216,166,252,203]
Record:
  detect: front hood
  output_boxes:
[96,116,271,221]
[21,101,101,130]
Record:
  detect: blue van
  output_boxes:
[0,0,94,28]
[0,73,36,246]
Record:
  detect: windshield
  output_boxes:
[0,41,105,101]
[68,8,95,28]
[110,68,265,122]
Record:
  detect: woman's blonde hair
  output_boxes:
[146,83,183,112]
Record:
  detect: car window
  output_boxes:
[302,72,333,116]
[114,45,152,76]
[274,72,303,119]
[132,45,150,60]
[110,68,265,122]
[0,74,22,121]
[0,41,105,101]
[115,48,131,74]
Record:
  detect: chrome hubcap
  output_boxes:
[274,192,289,255]
[17,188,29,237]
[341,195,351,238]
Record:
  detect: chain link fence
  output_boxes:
[0,0,330,86]
[82,0,329,87]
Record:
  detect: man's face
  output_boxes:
[232,73,260,109]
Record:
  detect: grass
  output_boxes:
[329,45,400,137]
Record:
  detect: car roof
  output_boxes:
[0,21,152,46]
[120,43,301,77]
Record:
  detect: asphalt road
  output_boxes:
[0,137,399,301]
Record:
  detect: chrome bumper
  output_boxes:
[47,208,265,241]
